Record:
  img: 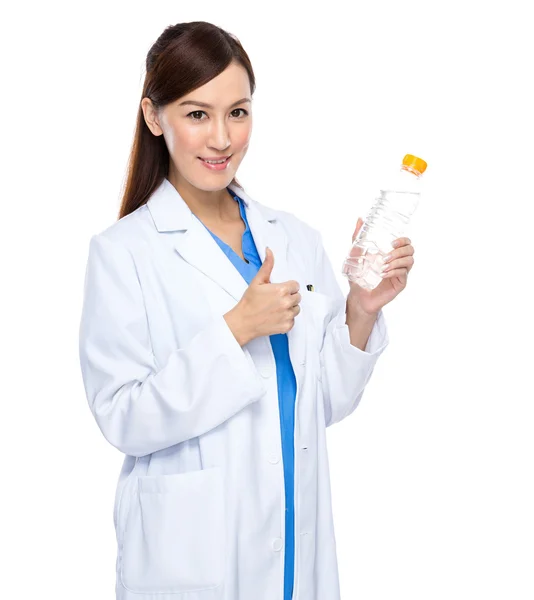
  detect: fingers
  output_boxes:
[380,266,409,281]
[290,292,302,306]
[392,237,411,248]
[275,280,301,297]
[382,242,415,275]
[381,257,414,275]
[288,280,301,294]
[383,243,414,264]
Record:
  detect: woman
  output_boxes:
[79,20,414,600]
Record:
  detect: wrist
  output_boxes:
[346,293,380,319]
[224,307,253,346]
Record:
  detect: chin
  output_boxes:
[194,177,236,192]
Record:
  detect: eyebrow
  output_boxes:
[179,97,251,109]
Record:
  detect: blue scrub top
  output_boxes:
[193,187,296,600]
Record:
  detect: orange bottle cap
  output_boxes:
[403,154,427,175]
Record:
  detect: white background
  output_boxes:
[2,1,533,598]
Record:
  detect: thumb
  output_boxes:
[254,246,274,284]
[352,217,364,242]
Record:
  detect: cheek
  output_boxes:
[163,123,203,156]
[234,125,252,152]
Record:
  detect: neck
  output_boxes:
[167,173,238,224]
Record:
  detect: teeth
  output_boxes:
[203,158,227,164]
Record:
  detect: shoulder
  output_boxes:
[90,203,155,253]
[248,195,321,250]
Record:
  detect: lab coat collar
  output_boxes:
[146,176,305,388]
[146,177,290,303]
[147,178,279,232]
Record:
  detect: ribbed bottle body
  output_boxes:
[341,164,422,290]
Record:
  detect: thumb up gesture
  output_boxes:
[233,247,302,342]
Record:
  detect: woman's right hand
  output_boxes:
[224,247,301,345]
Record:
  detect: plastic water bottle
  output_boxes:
[341,154,427,291]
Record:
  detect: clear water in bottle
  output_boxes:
[341,154,427,291]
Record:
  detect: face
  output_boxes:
[142,62,252,193]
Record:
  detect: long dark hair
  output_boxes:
[118,21,256,220]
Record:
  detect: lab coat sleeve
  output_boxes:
[313,230,389,427]
[78,233,268,457]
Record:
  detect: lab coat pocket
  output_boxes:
[120,466,225,595]
[302,290,338,354]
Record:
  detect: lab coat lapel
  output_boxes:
[228,184,308,382]
[175,213,250,302]
[147,178,307,377]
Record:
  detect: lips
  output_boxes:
[198,155,233,171]
[199,156,231,163]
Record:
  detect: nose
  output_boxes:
[207,117,231,152]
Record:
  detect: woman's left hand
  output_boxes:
[347,217,415,315]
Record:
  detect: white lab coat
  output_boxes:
[78,177,389,600]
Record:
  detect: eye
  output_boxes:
[187,108,249,122]
[188,110,207,121]
[231,108,249,118]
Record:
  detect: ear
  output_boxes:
[141,97,164,137]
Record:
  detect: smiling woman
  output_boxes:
[79,18,390,600]
[139,61,253,208]
[118,22,256,220]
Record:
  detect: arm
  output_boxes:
[78,233,267,457]
[345,299,379,351]
[313,230,389,427]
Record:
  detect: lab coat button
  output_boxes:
[272,537,283,551]
[268,454,281,464]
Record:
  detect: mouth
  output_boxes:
[198,155,232,164]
